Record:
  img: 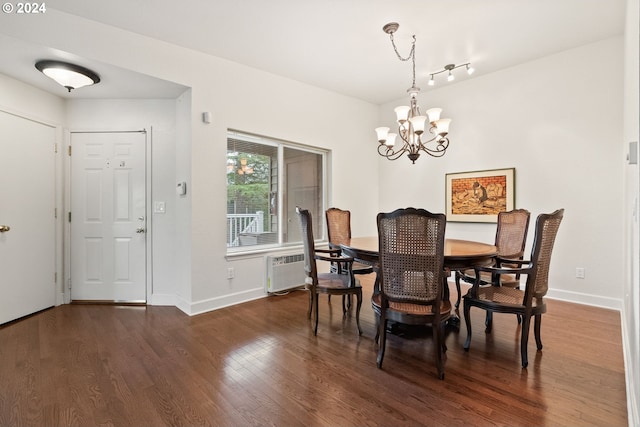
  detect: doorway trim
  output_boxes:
[63,127,153,304]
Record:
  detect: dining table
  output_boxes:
[339,236,498,327]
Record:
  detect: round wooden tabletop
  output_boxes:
[341,236,497,269]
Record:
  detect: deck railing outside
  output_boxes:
[227,211,264,247]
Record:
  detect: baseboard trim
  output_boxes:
[546,288,623,311]
[178,287,267,316]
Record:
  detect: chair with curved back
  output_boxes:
[463,209,564,368]
[372,208,451,379]
[296,206,363,336]
[326,207,375,277]
[454,208,531,308]
[326,207,375,310]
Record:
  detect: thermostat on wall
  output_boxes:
[177,181,187,196]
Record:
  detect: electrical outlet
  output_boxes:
[575,267,585,279]
[227,267,234,279]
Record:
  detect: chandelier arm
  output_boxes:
[416,136,450,157]
[378,141,412,161]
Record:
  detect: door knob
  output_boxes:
[136,228,145,234]
[0,225,10,232]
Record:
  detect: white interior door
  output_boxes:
[0,110,56,325]
[70,131,147,302]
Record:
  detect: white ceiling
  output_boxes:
[0,0,627,104]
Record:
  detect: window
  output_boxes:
[226,131,327,252]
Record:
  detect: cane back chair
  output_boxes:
[463,209,564,368]
[454,209,531,308]
[296,207,362,336]
[372,208,451,379]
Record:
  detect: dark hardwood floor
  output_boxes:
[0,275,627,426]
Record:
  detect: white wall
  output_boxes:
[622,0,639,424]
[0,10,380,314]
[378,37,625,308]
[0,9,630,312]
[65,99,181,305]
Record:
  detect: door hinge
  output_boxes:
[68,278,72,290]
[54,208,57,219]
[68,212,71,223]
[68,145,72,156]
[54,272,57,284]
[54,143,58,153]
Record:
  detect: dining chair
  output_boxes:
[325,207,375,276]
[326,207,375,310]
[454,209,531,309]
[463,209,564,368]
[296,206,363,336]
[372,207,450,379]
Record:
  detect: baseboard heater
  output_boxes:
[265,253,306,293]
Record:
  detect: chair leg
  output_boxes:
[377,312,387,368]
[355,290,362,336]
[534,314,543,350]
[307,290,314,319]
[520,315,531,368]
[463,301,472,351]
[485,311,493,333]
[454,271,462,309]
[433,318,445,380]
[342,294,353,316]
[441,322,448,353]
[313,292,320,336]
[374,312,380,344]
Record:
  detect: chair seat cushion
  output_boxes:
[469,286,543,308]
[316,272,361,290]
[371,293,451,316]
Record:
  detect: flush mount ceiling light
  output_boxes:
[35,60,100,92]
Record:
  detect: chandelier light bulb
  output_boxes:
[375,127,390,143]
[435,118,451,135]
[447,71,455,82]
[428,75,435,86]
[394,106,410,123]
[386,133,397,146]
[426,108,442,123]
[466,64,475,75]
[409,115,427,135]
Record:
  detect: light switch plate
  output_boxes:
[154,201,166,214]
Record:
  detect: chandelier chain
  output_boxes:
[389,33,417,87]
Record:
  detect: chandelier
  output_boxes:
[375,22,453,164]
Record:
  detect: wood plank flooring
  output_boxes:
[0,276,628,426]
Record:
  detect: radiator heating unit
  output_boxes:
[265,253,306,293]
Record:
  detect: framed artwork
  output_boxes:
[445,168,515,223]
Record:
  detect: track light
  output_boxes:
[428,62,475,86]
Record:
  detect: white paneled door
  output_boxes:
[70,131,147,302]
[0,110,56,325]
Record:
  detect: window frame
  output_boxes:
[226,130,329,255]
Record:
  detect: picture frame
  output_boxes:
[445,168,515,223]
